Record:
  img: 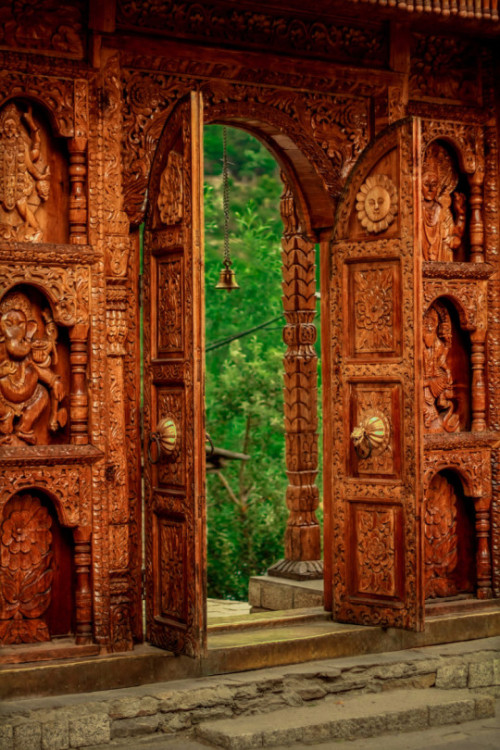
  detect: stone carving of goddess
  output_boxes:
[423,303,460,434]
[0,103,50,242]
[422,143,466,262]
[0,292,66,445]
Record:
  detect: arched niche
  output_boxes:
[0,99,69,244]
[0,285,70,446]
[421,139,469,263]
[424,469,475,600]
[423,297,471,433]
[0,489,74,644]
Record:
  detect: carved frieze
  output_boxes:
[410,34,481,105]
[117,2,388,67]
[0,1,85,58]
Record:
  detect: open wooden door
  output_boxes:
[324,118,424,631]
[143,92,206,655]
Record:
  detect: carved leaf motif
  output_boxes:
[0,494,53,643]
[353,268,393,352]
[157,151,184,225]
[356,508,395,597]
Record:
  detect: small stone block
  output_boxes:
[108,696,158,719]
[474,694,495,719]
[493,657,500,685]
[261,582,293,611]
[435,663,468,689]
[198,724,261,750]
[248,579,262,608]
[469,660,494,688]
[111,714,159,739]
[14,721,41,750]
[293,589,323,608]
[429,699,475,727]
[69,715,110,747]
[339,715,387,740]
[41,719,69,750]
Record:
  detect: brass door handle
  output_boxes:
[148,417,179,464]
[350,412,390,460]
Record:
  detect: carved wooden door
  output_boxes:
[143,92,206,656]
[326,118,425,631]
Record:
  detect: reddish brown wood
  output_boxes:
[68,137,88,245]
[143,93,206,657]
[268,176,322,581]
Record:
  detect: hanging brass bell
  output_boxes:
[215,265,240,290]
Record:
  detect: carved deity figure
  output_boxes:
[0,292,66,445]
[0,103,50,242]
[421,143,466,262]
[423,303,460,434]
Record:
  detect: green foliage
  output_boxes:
[204,125,322,601]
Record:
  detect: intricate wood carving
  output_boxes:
[73,525,92,644]
[410,34,481,105]
[117,2,388,67]
[0,291,66,446]
[423,302,460,434]
[354,506,397,599]
[356,175,398,234]
[0,493,54,644]
[421,143,466,262]
[268,175,321,581]
[0,1,85,58]
[348,261,401,358]
[0,102,51,243]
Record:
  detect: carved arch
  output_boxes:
[424,450,491,499]
[424,293,475,332]
[0,78,75,138]
[421,122,483,176]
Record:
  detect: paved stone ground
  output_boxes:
[207,599,251,620]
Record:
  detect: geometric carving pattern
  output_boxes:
[0,494,53,644]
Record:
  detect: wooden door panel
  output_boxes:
[328,121,424,631]
[143,93,206,656]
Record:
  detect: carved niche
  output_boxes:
[0,491,75,645]
[423,300,471,434]
[424,471,475,599]
[421,142,467,262]
[0,101,69,244]
[0,289,68,446]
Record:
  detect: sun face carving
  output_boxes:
[356,174,398,234]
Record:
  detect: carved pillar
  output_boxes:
[471,331,487,432]
[69,323,89,445]
[68,137,88,245]
[74,525,92,644]
[468,163,484,263]
[474,496,493,599]
[268,176,322,580]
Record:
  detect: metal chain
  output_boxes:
[222,126,231,269]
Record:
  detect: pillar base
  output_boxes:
[267,558,323,581]
[248,574,324,611]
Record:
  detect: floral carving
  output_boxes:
[0,494,54,644]
[356,507,395,597]
[353,267,393,353]
[0,1,85,57]
[159,518,185,620]
[356,174,398,234]
[410,34,480,104]
[0,102,50,242]
[0,291,66,446]
[422,142,466,262]
[423,302,460,434]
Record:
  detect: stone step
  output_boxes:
[196,688,495,749]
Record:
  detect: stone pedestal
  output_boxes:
[248,575,324,612]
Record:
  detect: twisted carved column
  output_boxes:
[268,176,322,580]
